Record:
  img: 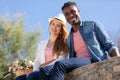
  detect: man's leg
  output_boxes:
[49,57,91,80]
[39,65,54,80]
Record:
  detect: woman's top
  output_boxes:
[33,40,68,71]
[45,47,54,62]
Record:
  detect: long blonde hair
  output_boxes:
[52,23,69,57]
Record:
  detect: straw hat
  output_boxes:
[48,13,68,29]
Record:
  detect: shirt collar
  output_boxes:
[70,21,83,33]
[80,21,83,26]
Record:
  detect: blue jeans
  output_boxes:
[16,71,39,80]
[27,65,54,80]
[27,71,39,80]
[49,57,91,80]
[39,65,54,80]
[16,66,54,80]
[15,74,26,80]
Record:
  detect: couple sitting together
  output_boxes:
[15,1,120,80]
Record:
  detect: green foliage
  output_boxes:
[0,15,40,79]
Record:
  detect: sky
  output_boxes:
[0,0,120,41]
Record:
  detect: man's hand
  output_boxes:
[110,49,120,57]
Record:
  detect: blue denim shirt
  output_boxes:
[67,21,117,62]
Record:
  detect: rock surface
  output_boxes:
[65,56,120,80]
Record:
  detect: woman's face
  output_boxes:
[49,20,62,36]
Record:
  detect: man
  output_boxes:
[49,1,120,80]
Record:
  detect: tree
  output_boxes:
[0,14,40,79]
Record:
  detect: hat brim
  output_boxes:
[48,18,68,29]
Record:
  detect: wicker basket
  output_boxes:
[15,68,33,77]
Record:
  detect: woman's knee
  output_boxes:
[27,71,39,80]
[15,74,26,80]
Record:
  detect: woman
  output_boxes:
[15,13,69,80]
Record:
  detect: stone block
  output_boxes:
[65,56,120,80]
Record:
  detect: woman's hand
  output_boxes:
[40,59,55,68]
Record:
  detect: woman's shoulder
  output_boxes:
[39,40,48,43]
[38,40,49,46]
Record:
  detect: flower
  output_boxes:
[11,59,33,73]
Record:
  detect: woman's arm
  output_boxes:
[39,59,55,68]
[47,52,69,66]
[33,40,51,70]
[33,42,42,71]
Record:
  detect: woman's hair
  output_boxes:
[50,21,69,57]
[61,1,77,11]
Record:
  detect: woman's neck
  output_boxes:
[49,35,57,42]
[47,35,57,48]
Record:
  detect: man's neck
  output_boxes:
[72,22,81,32]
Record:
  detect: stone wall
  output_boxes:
[65,56,120,80]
